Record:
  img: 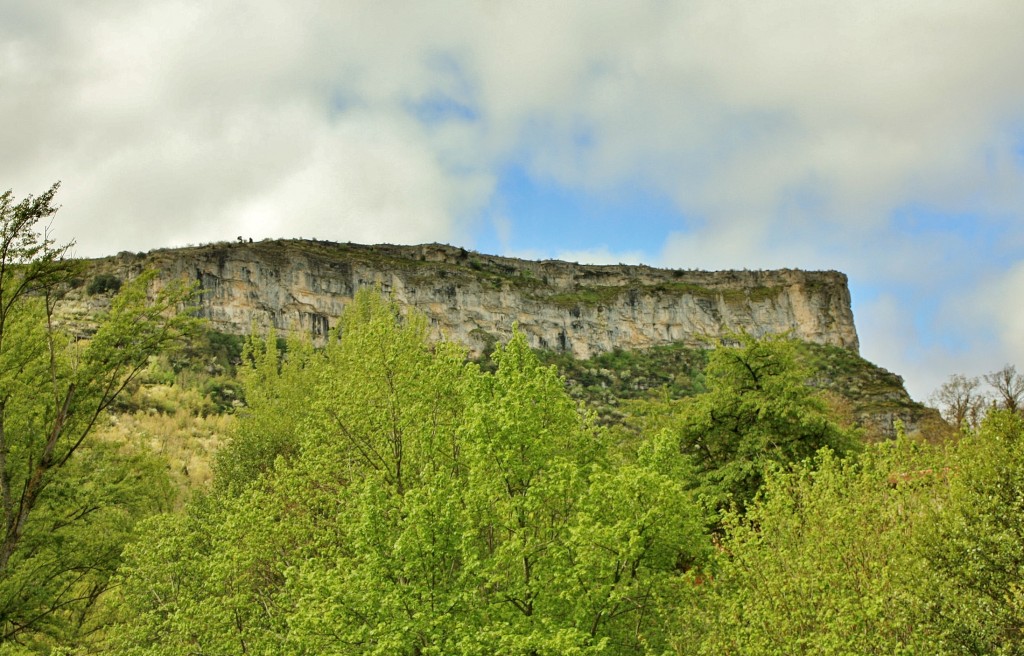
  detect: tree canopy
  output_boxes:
[111,291,710,655]
[645,334,859,512]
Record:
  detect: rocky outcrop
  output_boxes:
[68,239,860,358]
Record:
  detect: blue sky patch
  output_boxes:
[473,165,688,258]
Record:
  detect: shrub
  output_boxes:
[87,273,122,295]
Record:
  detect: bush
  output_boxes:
[87,273,122,295]
[202,377,245,413]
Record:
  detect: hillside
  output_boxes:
[537,341,939,440]
[58,239,938,441]
[13,241,953,653]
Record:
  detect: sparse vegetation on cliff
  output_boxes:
[70,238,859,357]
[86,272,122,295]
[536,338,936,441]
[546,281,785,309]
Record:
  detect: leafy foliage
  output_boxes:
[85,273,121,296]
[2,204,1016,653]
[211,329,315,493]
[0,184,197,650]
[678,437,951,655]
[87,296,1024,654]
[653,334,860,512]
[111,290,709,655]
[924,410,1024,653]
[536,343,708,426]
[17,188,1024,654]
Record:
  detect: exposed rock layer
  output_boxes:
[79,240,860,358]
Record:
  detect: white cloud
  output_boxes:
[855,293,934,402]
[850,258,1024,403]
[855,291,985,403]
[973,261,1024,369]
[6,1,1023,255]
[995,270,1024,363]
[0,1,493,256]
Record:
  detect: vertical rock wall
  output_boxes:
[84,240,860,357]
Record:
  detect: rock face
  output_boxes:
[76,239,860,358]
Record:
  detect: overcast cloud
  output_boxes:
[2,1,1023,401]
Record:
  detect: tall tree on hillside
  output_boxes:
[0,184,196,647]
[931,373,988,431]
[985,364,1024,414]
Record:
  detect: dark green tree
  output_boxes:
[664,334,859,512]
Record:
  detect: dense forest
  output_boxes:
[2,187,1023,654]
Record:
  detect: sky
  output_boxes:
[2,1,1023,402]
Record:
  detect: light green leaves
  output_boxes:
[0,185,195,650]
[682,442,950,655]
[924,410,1024,653]
[114,292,709,655]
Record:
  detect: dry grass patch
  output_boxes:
[96,383,236,506]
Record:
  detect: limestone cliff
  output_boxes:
[70,239,859,358]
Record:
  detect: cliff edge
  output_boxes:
[72,239,859,358]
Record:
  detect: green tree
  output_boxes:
[112,293,709,655]
[212,329,316,494]
[113,290,473,654]
[561,461,708,653]
[679,438,951,655]
[0,184,195,649]
[285,291,472,654]
[660,334,859,512]
[457,332,601,653]
[924,409,1024,654]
